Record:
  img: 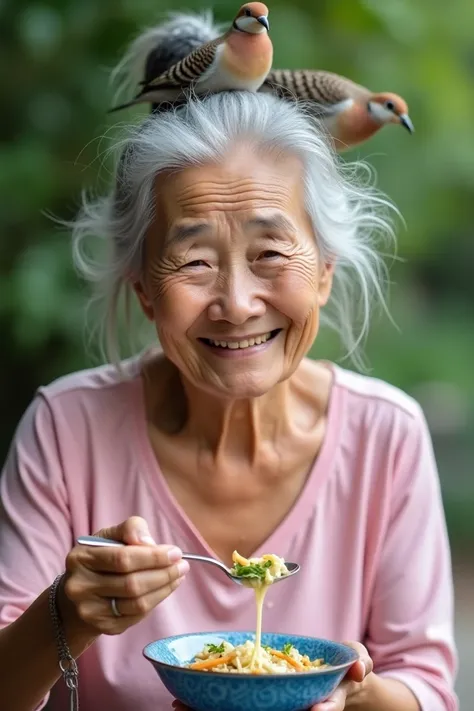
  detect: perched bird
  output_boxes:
[109,10,414,151]
[110,3,272,112]
[259,69,414,151]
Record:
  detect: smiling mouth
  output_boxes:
[200,329,281,350]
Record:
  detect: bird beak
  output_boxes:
[399,114,414,133]
[257,15,270,30]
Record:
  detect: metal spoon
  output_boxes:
[77,535,300,586]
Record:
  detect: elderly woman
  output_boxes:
[0,85,457,711]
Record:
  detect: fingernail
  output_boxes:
[361,660,367,676]
[177,560,190,576]
[168,546,183,563]
[319,703,337,709]
[139,535,156,545]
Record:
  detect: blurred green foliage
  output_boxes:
[1,0,473,536]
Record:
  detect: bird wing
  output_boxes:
[139,37,222,92]
[143,12,222,85]
[260,69,369,114]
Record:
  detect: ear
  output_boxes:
[317,262,334,306]
[132,279,155,322]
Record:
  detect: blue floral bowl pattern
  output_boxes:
[143,631,358,711]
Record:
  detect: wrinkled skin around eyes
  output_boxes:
[133,144,333,399]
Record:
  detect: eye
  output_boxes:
[182,259,210,268]
[244,7,252,15]
[258,250,283,260]
[385,100,395,111]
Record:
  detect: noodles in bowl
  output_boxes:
[143,632,359,711]
[188,639,329,674]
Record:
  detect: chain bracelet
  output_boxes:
[49,573,79,711]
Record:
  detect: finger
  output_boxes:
[171,701,192,711]
[74,560,190,599]
[74,575,186,630]
[341,641,373,681]
[345,659,366,682]
[97,515,156,546]
[73,542,184,573]
[107,574,186,616]
[312,682,347,710]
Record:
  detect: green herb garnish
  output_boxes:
[206,642,225,654]
[231,560,272,581]
[282,643,293,655]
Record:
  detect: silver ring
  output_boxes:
[110,597,122,617]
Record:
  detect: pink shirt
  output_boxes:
[0,360,458,711]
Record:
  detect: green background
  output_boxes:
[2,0,473,539]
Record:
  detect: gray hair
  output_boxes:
[72,91,398,369]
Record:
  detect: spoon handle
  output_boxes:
[76,536,228,571]
[77,535,123,547]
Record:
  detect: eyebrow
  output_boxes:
[243,215,297,234]
[164,222,210,246]
[164,214,296,247]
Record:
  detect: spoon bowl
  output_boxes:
[77,535,300,586]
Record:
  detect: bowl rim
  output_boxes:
[142,631,359,678]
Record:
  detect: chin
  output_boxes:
[204,371,283,400]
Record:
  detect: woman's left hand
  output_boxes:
[311,641,373,710]
[171,641,373,711]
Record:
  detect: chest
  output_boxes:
[206,35,273,90]
[147,425,326,564]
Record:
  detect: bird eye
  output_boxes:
[385,100,395,111]
[244,7,252,15]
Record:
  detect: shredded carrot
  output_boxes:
[189,652,236,671]
[269,649,305,671]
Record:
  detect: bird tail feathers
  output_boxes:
[109,11,222,108]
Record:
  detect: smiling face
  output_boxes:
[134,143,333,399]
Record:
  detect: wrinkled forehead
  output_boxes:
[150,145,311,238]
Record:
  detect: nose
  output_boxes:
[207,267,266,324]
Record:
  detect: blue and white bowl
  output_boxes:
[143,631,358,711]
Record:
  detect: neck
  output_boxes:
[335,102,381,148]
[142,353,295,466]
[180,375,292,464]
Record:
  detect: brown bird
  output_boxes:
[110,3,272,112]
[259,68,414,151]
[109,10,414,151]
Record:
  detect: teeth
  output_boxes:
[208,332,273,349]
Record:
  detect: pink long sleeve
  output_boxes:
[0,393,73,709]
[366,405,458,710]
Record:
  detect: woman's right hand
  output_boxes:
[59,516,189,636]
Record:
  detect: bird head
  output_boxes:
[233,3,270,34]
[368,93,414,133]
